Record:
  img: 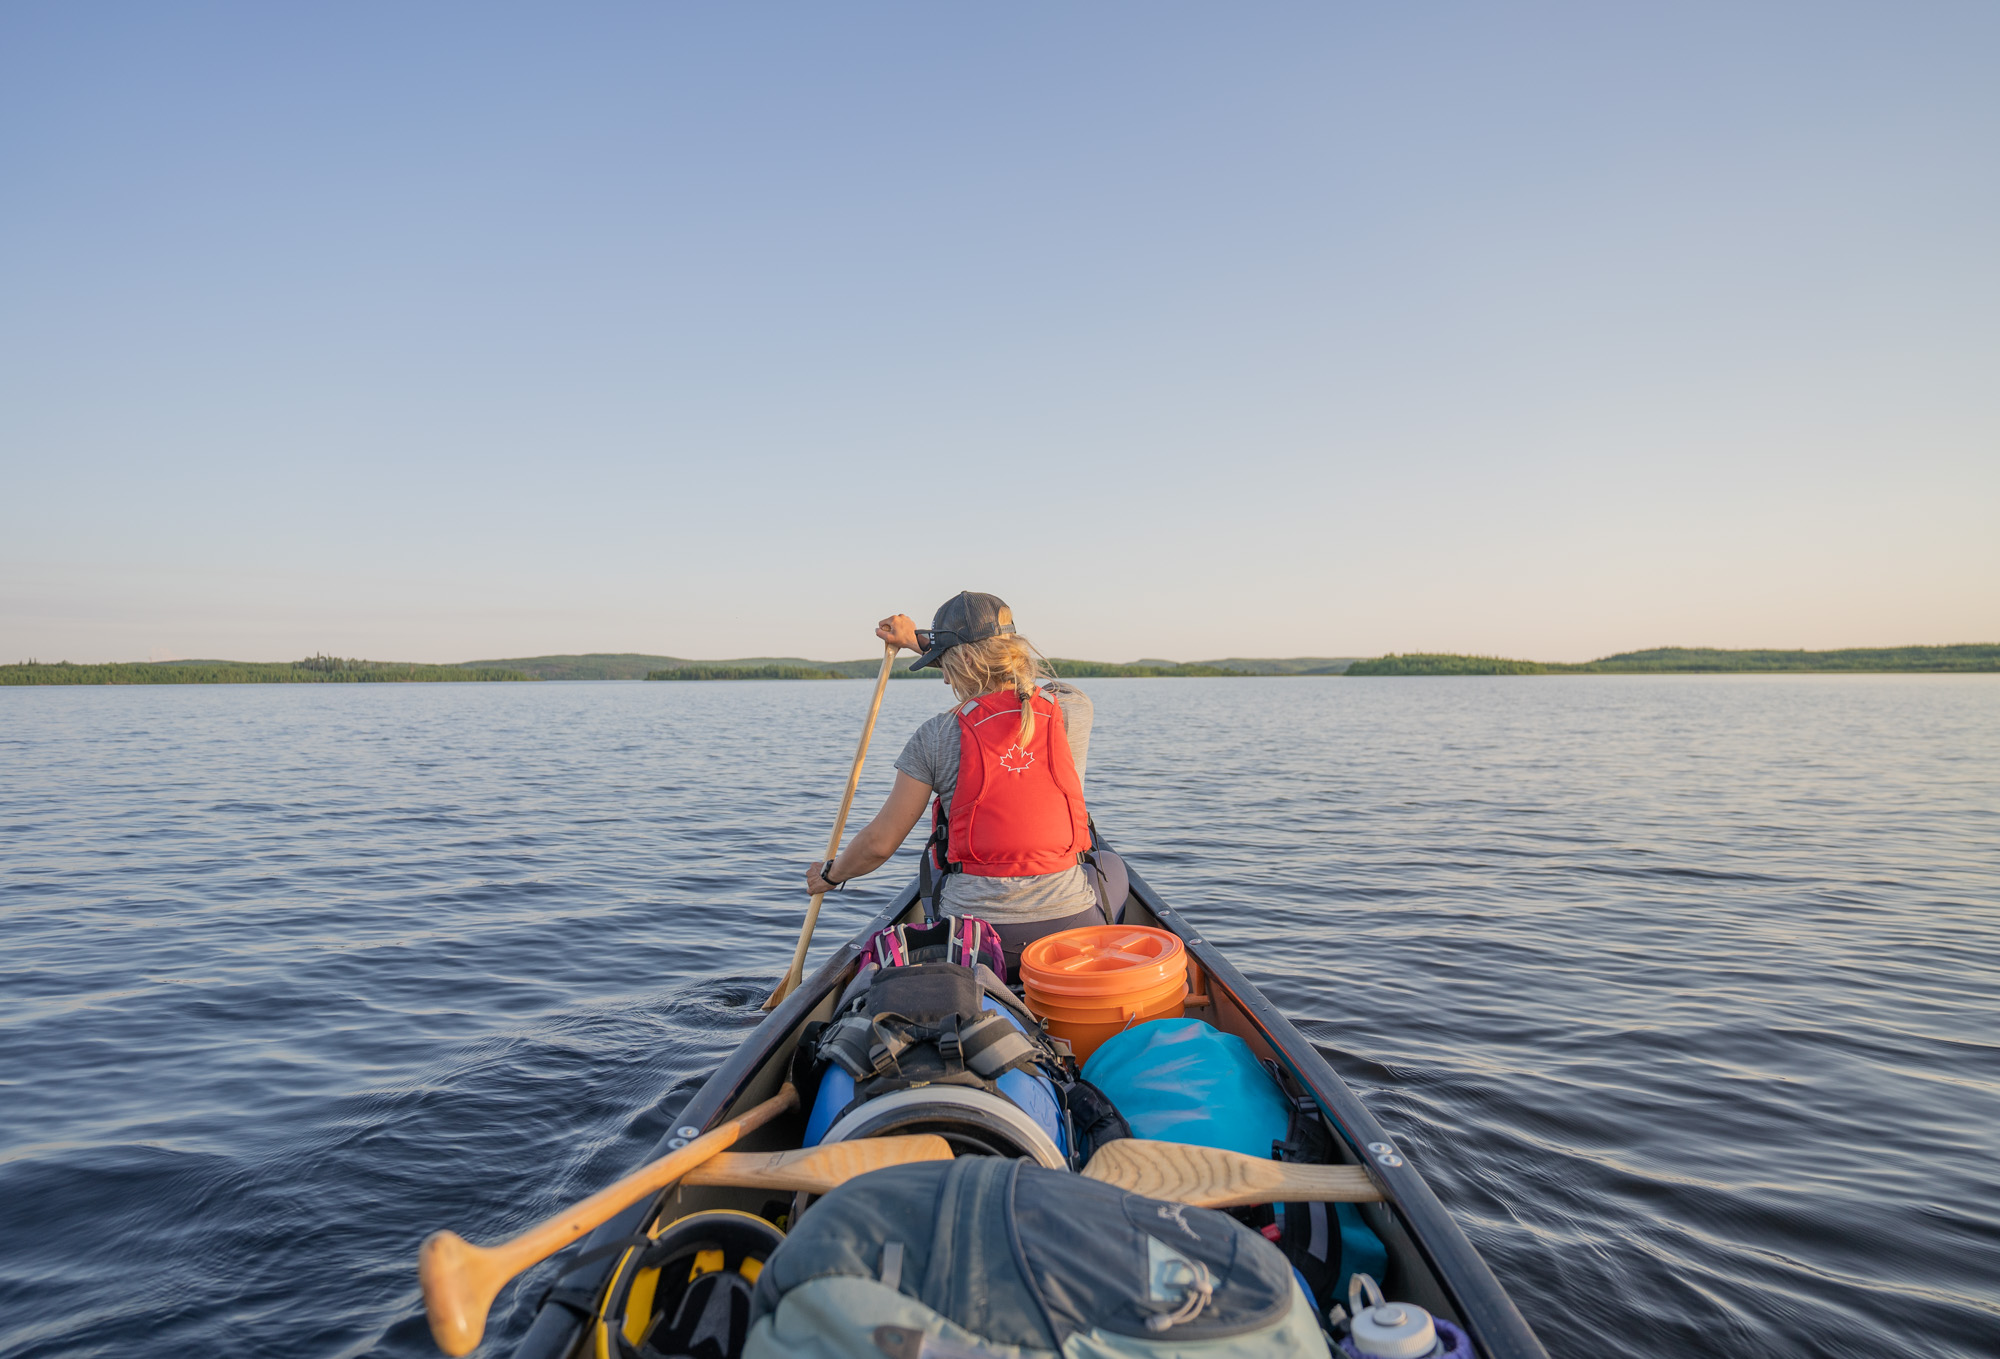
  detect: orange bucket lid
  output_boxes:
[1018,925,1186,1000]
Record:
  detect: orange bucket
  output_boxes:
[1019,925,1188,1060]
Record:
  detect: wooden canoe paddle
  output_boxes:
[419,1093,951,1356]
[1081,1138,1385,1208]
[418,1086,800,1357]
[683,1134,952,1193]
[764,640,900,1010]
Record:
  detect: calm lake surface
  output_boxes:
[2,676,1996,1359]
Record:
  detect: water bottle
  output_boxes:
[1338,1275,1473,1359]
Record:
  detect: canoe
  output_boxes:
[504,841,1549,1359]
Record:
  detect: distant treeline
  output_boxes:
[1347,645,2000,676]
[646,660,1256,680]
[2,655,531,685]
[21,645,1981,686]
[1044,659,1251,678]
[1347,654,1552,676]
[477,652,1298,681]
[468,653,942,681]
[467,653,709,681]
[1169,657,1355,675]
[647,666,843,681]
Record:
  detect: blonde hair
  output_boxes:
[940,634,1051,746]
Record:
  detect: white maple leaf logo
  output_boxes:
[999,745,1035,773]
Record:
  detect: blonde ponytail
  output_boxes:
[941,634,1051,747]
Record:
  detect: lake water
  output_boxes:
[2,676,1995,1359]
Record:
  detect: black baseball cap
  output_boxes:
[910,591,1016,670]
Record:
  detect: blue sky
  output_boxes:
[3,3,1994,664]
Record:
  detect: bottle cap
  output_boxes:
[1351,1300,1439,1359]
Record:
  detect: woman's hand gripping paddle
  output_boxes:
[418,1085,799,1357]
[763,641,899,1010]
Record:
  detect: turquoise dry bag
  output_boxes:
[1084,1019,1387,1313]
[1082,1018,1291,1158]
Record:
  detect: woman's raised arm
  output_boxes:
[806,771,932,894]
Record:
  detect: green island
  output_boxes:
[1,655,531,685]
[1347,645,2000,676]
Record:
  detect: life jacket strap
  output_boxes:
[918,797,957,922]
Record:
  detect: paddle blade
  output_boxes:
[760,969,798,1011]
[1082,1139,1383,1208]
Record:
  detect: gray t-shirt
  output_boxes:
[894,681,1098,924]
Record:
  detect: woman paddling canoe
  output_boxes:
[449,592,1547,1359]
[803,590,1105,977]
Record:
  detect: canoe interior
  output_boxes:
[511,861,1546,1359]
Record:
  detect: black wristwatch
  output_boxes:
[821,859,845,890]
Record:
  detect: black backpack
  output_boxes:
[814,962,1053,1106]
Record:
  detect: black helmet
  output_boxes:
[600,1209,785,1359]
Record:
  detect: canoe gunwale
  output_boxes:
[1121,858,1548,1359]
[508,863,1546,1359]
[507,880,920,1359]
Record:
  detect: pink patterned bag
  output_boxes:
[858,914,1006,976]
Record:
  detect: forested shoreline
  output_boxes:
[1348,645,2000,675]
[2,657,530,685]
[648,665,844,681]
[10,645,1992,685]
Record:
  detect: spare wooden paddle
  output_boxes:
[1082,1138,1385,1208]
[419,1085,799,1357]
[683,1133,952,1194]
[764,640,899,1010]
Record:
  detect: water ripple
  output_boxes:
[2,676,1996,1358]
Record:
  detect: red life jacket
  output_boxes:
[931,687,1089,880]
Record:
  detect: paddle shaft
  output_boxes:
[418,1084,798,1357]
[765,641,899,1009]
[682,1133,952,1194]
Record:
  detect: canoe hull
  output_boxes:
[506,854,1547,1359]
